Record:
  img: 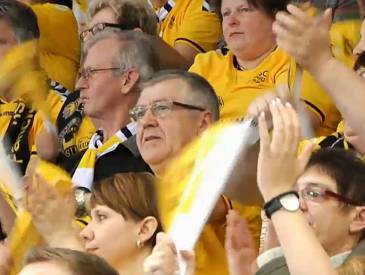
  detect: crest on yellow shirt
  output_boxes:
[252,70,269,84]
[63,99,80,119]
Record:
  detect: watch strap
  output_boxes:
[264,191,299,219]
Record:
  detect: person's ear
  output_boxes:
[136,216,159,245]
[196,111,214,135]
[120,69,140,95]
[133,27,143,33]
[349,206,365,234]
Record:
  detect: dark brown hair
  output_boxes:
[90,172,162,245]
[212,0,289,19]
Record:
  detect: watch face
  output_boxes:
[280,194,300,212]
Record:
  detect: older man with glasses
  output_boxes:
[130,69,261,275]
[52,29,157,218]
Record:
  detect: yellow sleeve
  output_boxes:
[189,51,214,76]
[175,7,222,52]
[300,71,342,134]
[31,3,80,90]
[275,55,297,93]
[337,120,345,133]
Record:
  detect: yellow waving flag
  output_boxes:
[0,40,55,132]
[0,40,48,105]
[8,160,72,275]
[158,120,261,275]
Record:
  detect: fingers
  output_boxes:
[270,99,285,151]
[143,233,179,274]
[275,11,306,36]
[273,5,310,41]
[155,232,177,255]
[258,112,270,153]
[226,210,255,251]
[319,8,333,30]
[276,85,291,102]
[286,4,311,25]
[180,250,195,275]
[285,102,301,154]
[246,92,277,119]
[269,99,301,155]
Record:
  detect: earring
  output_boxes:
[136,239,144,249]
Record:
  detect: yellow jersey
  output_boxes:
[189,48,297,122]
[189,48,345,135]
[301,71,342,136]
[156,0,222,53]
[31,3,80,91]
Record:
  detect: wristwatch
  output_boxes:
[75,187,90,218]
[264,191,300,219]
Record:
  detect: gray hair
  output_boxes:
[140,70,220,121]
[88,0,157,35]
[82,29,160,88]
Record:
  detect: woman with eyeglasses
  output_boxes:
[81,0,157,42]
[226,99,365,275]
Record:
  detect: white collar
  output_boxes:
[148,0,176,22]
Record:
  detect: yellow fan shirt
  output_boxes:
[158,0,222,53]
[189,48,297,122]
[189,48,344,135]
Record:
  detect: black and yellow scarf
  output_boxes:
[2,100,36,174]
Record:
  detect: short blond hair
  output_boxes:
[88,0,157,35]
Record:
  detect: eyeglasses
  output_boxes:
[129,100,206,122]
[299,185,362,206]
[77,67,121,81]
[80,23,128,42]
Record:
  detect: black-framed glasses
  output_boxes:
[77,67,121,81]
[80,23,128,42]
[129,100,206,122]
[300,185,362,206]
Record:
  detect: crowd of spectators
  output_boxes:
[0,0,365,274]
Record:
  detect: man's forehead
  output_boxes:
[83,38,121,66]
[137,78,189,104]
[0,19,15,37]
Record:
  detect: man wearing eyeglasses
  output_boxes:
[130,69,261,275]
